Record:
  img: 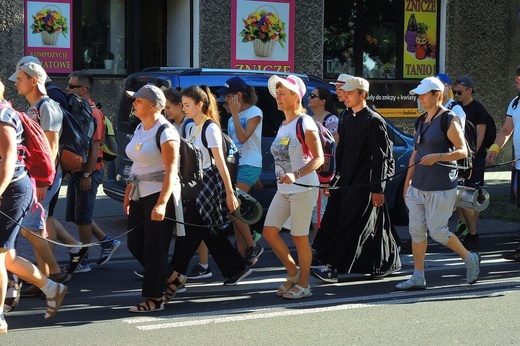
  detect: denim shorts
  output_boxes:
[237,165,262,187]
[1,174,33,249]
[21,171,62,231]
[65,168,104,225]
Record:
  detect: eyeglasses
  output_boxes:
[453,89,465,95]
[309,94,320,99]
[68,83,88,90]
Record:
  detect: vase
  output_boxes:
[104,59,114,70]
[253,40,275,57]
[41,31,58,45]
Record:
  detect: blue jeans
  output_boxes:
[0,174,33,249]
[65,168,104,225]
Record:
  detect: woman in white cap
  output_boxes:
[263,75,323,299]
[396,76,481,291]
[124,85,181,312]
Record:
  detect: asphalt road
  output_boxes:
[4,171,520,345]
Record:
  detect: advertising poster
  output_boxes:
[231,0,294,72]
[402,0,438,79]
[368,81,422,118]
[25,0,73,74]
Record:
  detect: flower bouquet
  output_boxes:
[30,6,69,45]
[240,7,286,57]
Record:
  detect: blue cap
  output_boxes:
[435,73,451,85]
[216,77,248,96]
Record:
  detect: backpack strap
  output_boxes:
[513,95,520,110]
[413,112,427,132]
[323,113,333,125]
[200,119,216,163]
[155,123,169,153]
[295,116,311,158]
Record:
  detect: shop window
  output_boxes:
[81,0,125,74]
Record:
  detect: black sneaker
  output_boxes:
[20,284,43,298]
[310,255,324,269]
[49,269,71,283]
[67,247,89,275]
[244,244,264,267]
[462,233,479,251]
[223,267,252,286]
[187,264,213,279]
[97,237,121,265]
[504,248,520,261]
[454,221,468,239]
[312,265,338,283]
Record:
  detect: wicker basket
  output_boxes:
[41,31,59,45]
[253,40,275,57]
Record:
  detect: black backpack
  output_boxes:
[295,115,337,184]
[156,122,204,203]
[201,119,240,186]
[37,94,96,172]
[415,110,475,180]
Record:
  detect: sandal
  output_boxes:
[44,283,68,321]
[129,298,164,313]
[276,270,300,297]
[164,274,187,302]
[282,284,312,299]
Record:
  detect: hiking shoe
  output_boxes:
[223,267,252,286]
[462,233,479,251]
[244,244,264,267]
[187,264,213,279]
[49,269,71,283]
[454,221,469,240]
[312,265,338,283]
[97,237,121,265]
[4,272,22,312]
[252,230,262,242]
[395,277,427,291]
[20,284,43,298]
[466,252,481,284]
[67,247,89,275]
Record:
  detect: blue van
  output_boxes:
[103,68,414,225]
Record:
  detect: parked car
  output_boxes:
[103,67,413,226]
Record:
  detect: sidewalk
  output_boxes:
[13,171,519,266]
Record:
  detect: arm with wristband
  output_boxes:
[486,115,514,164]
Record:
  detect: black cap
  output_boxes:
[455,76,475,91]
[216,76,248,96]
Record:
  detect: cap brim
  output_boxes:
[37,83,47,95]
[126,90,142,99]
[216,87,231,96]
[409,85,431,95]
[8,71,17,82]
[268,75,283,98]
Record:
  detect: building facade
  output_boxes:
[1,0,519,154]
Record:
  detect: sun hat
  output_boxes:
[126,85,166,109]
[329,73,352,86]
[216,76,248,96]
[409,76,444,95]
[268,75,306,100]
[9,56,51,83]
[339,76,370,92]
[18,62,48,95]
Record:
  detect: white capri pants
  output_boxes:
[405,186,457,246]
[264,189,318,236]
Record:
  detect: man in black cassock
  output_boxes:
[312,77,401,282]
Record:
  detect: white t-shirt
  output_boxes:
[187,120,222,169]
[507,97,520,169]
[270,114,319,194]
[445,99,466,131]
[126,117,180,197]
[227,105,263,168]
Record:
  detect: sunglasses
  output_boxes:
[68,83,88,90]
[309,93,320,99]
[453,89,465,95]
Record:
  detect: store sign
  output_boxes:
[231,0,294,72]
[24,0,73,74]
[402,0,438,79]
[369,81,422,118]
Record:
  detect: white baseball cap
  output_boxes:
[9,56,51,83]
[329,73,353,86]
[18,62,48,95]
[340,76,370,92]
[268,75,306,100]
[409,77,444,95]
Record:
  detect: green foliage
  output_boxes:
[481,195,520,223]
[417,22,430,34]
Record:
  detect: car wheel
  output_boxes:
[391,182,409,225]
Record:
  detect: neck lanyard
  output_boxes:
[190,116,207,143]
[417,107,442,145]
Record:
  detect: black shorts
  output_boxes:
[465,157,485,187]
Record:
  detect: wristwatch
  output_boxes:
[83,172,92,179]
